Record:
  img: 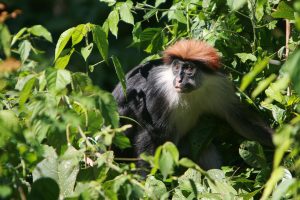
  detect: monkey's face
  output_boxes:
[171,59,209,93]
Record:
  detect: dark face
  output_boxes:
[171,59,212,93]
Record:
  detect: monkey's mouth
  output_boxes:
[175,86,190,93]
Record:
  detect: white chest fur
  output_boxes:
[152,65,235,143]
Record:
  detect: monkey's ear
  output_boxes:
[224,103,274,147]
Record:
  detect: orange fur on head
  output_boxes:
[163,40,220,70]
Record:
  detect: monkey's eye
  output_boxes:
[185,65,194,73]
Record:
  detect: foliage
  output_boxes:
[0,0,300,199]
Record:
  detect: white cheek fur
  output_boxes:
[153,66,236,142]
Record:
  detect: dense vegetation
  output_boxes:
[0,0,299,199]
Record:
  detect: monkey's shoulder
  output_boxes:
[126,59,164,80]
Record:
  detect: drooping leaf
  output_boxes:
[19,40,32,63]
[28,25,53,42]
[255,0,267,22]
[19,76,36,108]
[55,27,75,60]
[11,27,27,46]
[251,74,277,98]
[107,9,119,38]
[92,25,109,62]
[111,55,126,96]
[0,24,11,57]
[155,0,166,7]
[119,1,134,25]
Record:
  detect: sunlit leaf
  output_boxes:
[19,40,32,63]
[19,76,36,108]
[54,48,75,69]
[92,25,109,62]
[119,1,134,25]
[239,141,267,168]
[28,25,53,42]
[55,27,75,60]
[81,43,93,61]
[107,9,119,38]
[0,24,11,57]
[227,0,247,11]
[72,24,88,46]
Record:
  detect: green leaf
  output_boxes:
[163,142,179,164]
[145,176,168,200]
[159,149,174,180]
[0,24,11,57]
[239,141,267,168]
[11,27,27,46]
[0,110,19,148]
[227,0,247,11]
[168,5,186,24]
[19,40,32,63]
[99,0,116,6]
[46,68,72,93]
[19,76,36,109]
[240,57,270,91]
[251,74,277,98]
[271,1,295,20]
[281,49,300,94]
[92,25,109,62]
[81,43,93,61]
[97,90,119,128]
[261,167,285,200]
[28,25,53,42]
[55,27,75,60]
[155,0,166,7]
[264,74,289,103]
[107,9,119,38]
[29,178,60,200]
[111,55,126,96]
[54,48,75,69]
[255,0,267,22]
[119,1,134,25]
[33,146,82,197]
[113,132,131,149]
[235,53,257,63]
[72,24,88,46]
[0,185,12,199]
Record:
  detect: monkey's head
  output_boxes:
[163,40,220,93]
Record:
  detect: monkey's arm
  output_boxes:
[223,100,274,147]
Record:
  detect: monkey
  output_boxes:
[112,40,273,170]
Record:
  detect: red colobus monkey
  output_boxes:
[113,40,273,170]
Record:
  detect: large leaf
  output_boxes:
[54,48,75,69]
[55,27,75,60]
[92,25,109,62]
[33,146,82,197]
[28,25,53,42]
